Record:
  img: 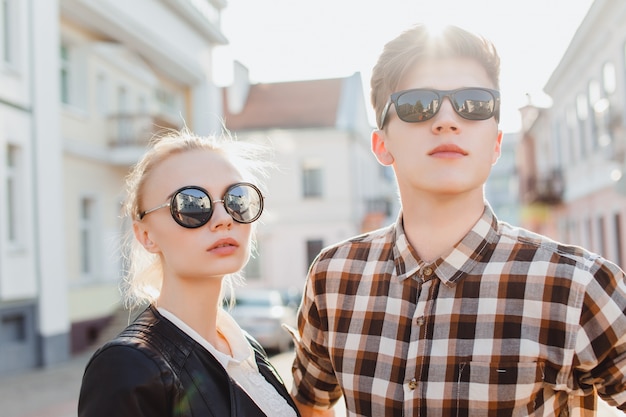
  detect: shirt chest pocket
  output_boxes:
[456,361,546,416]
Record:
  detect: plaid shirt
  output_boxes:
[292,205,626,416]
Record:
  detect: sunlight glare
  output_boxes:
[611,169,623,182]
[423,19,448,38]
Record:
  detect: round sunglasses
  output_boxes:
[378,87,500,129]
[139,182,264,228]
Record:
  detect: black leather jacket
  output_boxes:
[78,305,300,417]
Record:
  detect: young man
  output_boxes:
[291,24,626,417]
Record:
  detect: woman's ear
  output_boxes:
[133,221,160,253]
[371,129,394,166]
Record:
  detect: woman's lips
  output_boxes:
[208,238,239,255]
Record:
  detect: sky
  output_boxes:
[214,0,596,133]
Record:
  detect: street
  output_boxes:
[1,348,623,417]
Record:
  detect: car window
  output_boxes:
[234,291,283,307]
[235,297,271,307]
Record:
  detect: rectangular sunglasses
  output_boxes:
[378,87,500,129]
[139,182,264,228]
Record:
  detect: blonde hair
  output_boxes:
[371,24,501,129]
[120,128,272,309]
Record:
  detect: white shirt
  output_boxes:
[158,307,297,417]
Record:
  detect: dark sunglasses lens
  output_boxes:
[451,89,495,120]
[224,184,263,224]
[395,90,440,122]
[171,188,212,228]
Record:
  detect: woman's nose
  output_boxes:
[209,200,233,229]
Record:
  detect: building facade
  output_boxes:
[517,0,626,269]
[0,0,228,373]
[485,132,521,226]
[0,0,66,373]
[223,72,399,294]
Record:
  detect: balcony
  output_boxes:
[107,114,181,148]
[106,114,182,165]
[522,169,565,205]
[161,0,228,44]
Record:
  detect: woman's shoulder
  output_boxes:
[86,306,183,376]
[78,325,178,417]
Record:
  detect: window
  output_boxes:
[615,213,623,267]
[597,216,605,256]
[59,42,87,109]
[585,217,593,251]
[566,106,579,163]
[588,80,601,106]
[117,85,132,144]
[551,119,563,168]
[302,162,323,198]
[96,73,109,115]
[1,314,25,343]
[620,42,626,107]
[603,62,616,95]
[155,88,181,117]
[79,197,97,277]
[60,44,71,104]
[576,93,589,121]
[567,218,579,246]
[137,94,147,114]
[576,94,589,155]
[5,144,20,244]
[1,0,13,65]
[306,239,324,271]
[588,81,600,150]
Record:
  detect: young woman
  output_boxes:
[78,129,299,417]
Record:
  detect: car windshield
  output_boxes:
[234,291,283,307]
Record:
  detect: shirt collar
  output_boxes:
[392,203,499,286]
[157,307,256,370]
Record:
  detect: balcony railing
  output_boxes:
[107,114,181,148]
[522,169,565,205]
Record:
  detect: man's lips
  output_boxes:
[428,144,468,156]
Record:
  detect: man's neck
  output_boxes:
[400,193,485,263]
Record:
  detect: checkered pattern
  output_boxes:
[292,205,626,416]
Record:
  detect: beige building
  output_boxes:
[223,72,399,293]
[517,0,626,269]
[0,0,228,373]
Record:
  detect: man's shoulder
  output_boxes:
[497,221,617,272]
[317,223,395,260]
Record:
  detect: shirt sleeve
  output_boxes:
[575,258,626,410]
[291,259,343,409]
[78,344,176,417]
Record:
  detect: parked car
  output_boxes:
[228,289,297,353]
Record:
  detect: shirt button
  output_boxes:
[408,378,418,390]
[423,266,433,276]
[416,317,424,326]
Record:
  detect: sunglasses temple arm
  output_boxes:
[139,202,170,219]
[378,100,392,129]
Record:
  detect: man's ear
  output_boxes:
[492,129,503,165]
[133,221,160,253]
[371,129,394,166]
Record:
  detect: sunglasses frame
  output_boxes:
[138,182,264,228]
[378,87,500,129]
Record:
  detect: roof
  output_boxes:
[222,78,344,131]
